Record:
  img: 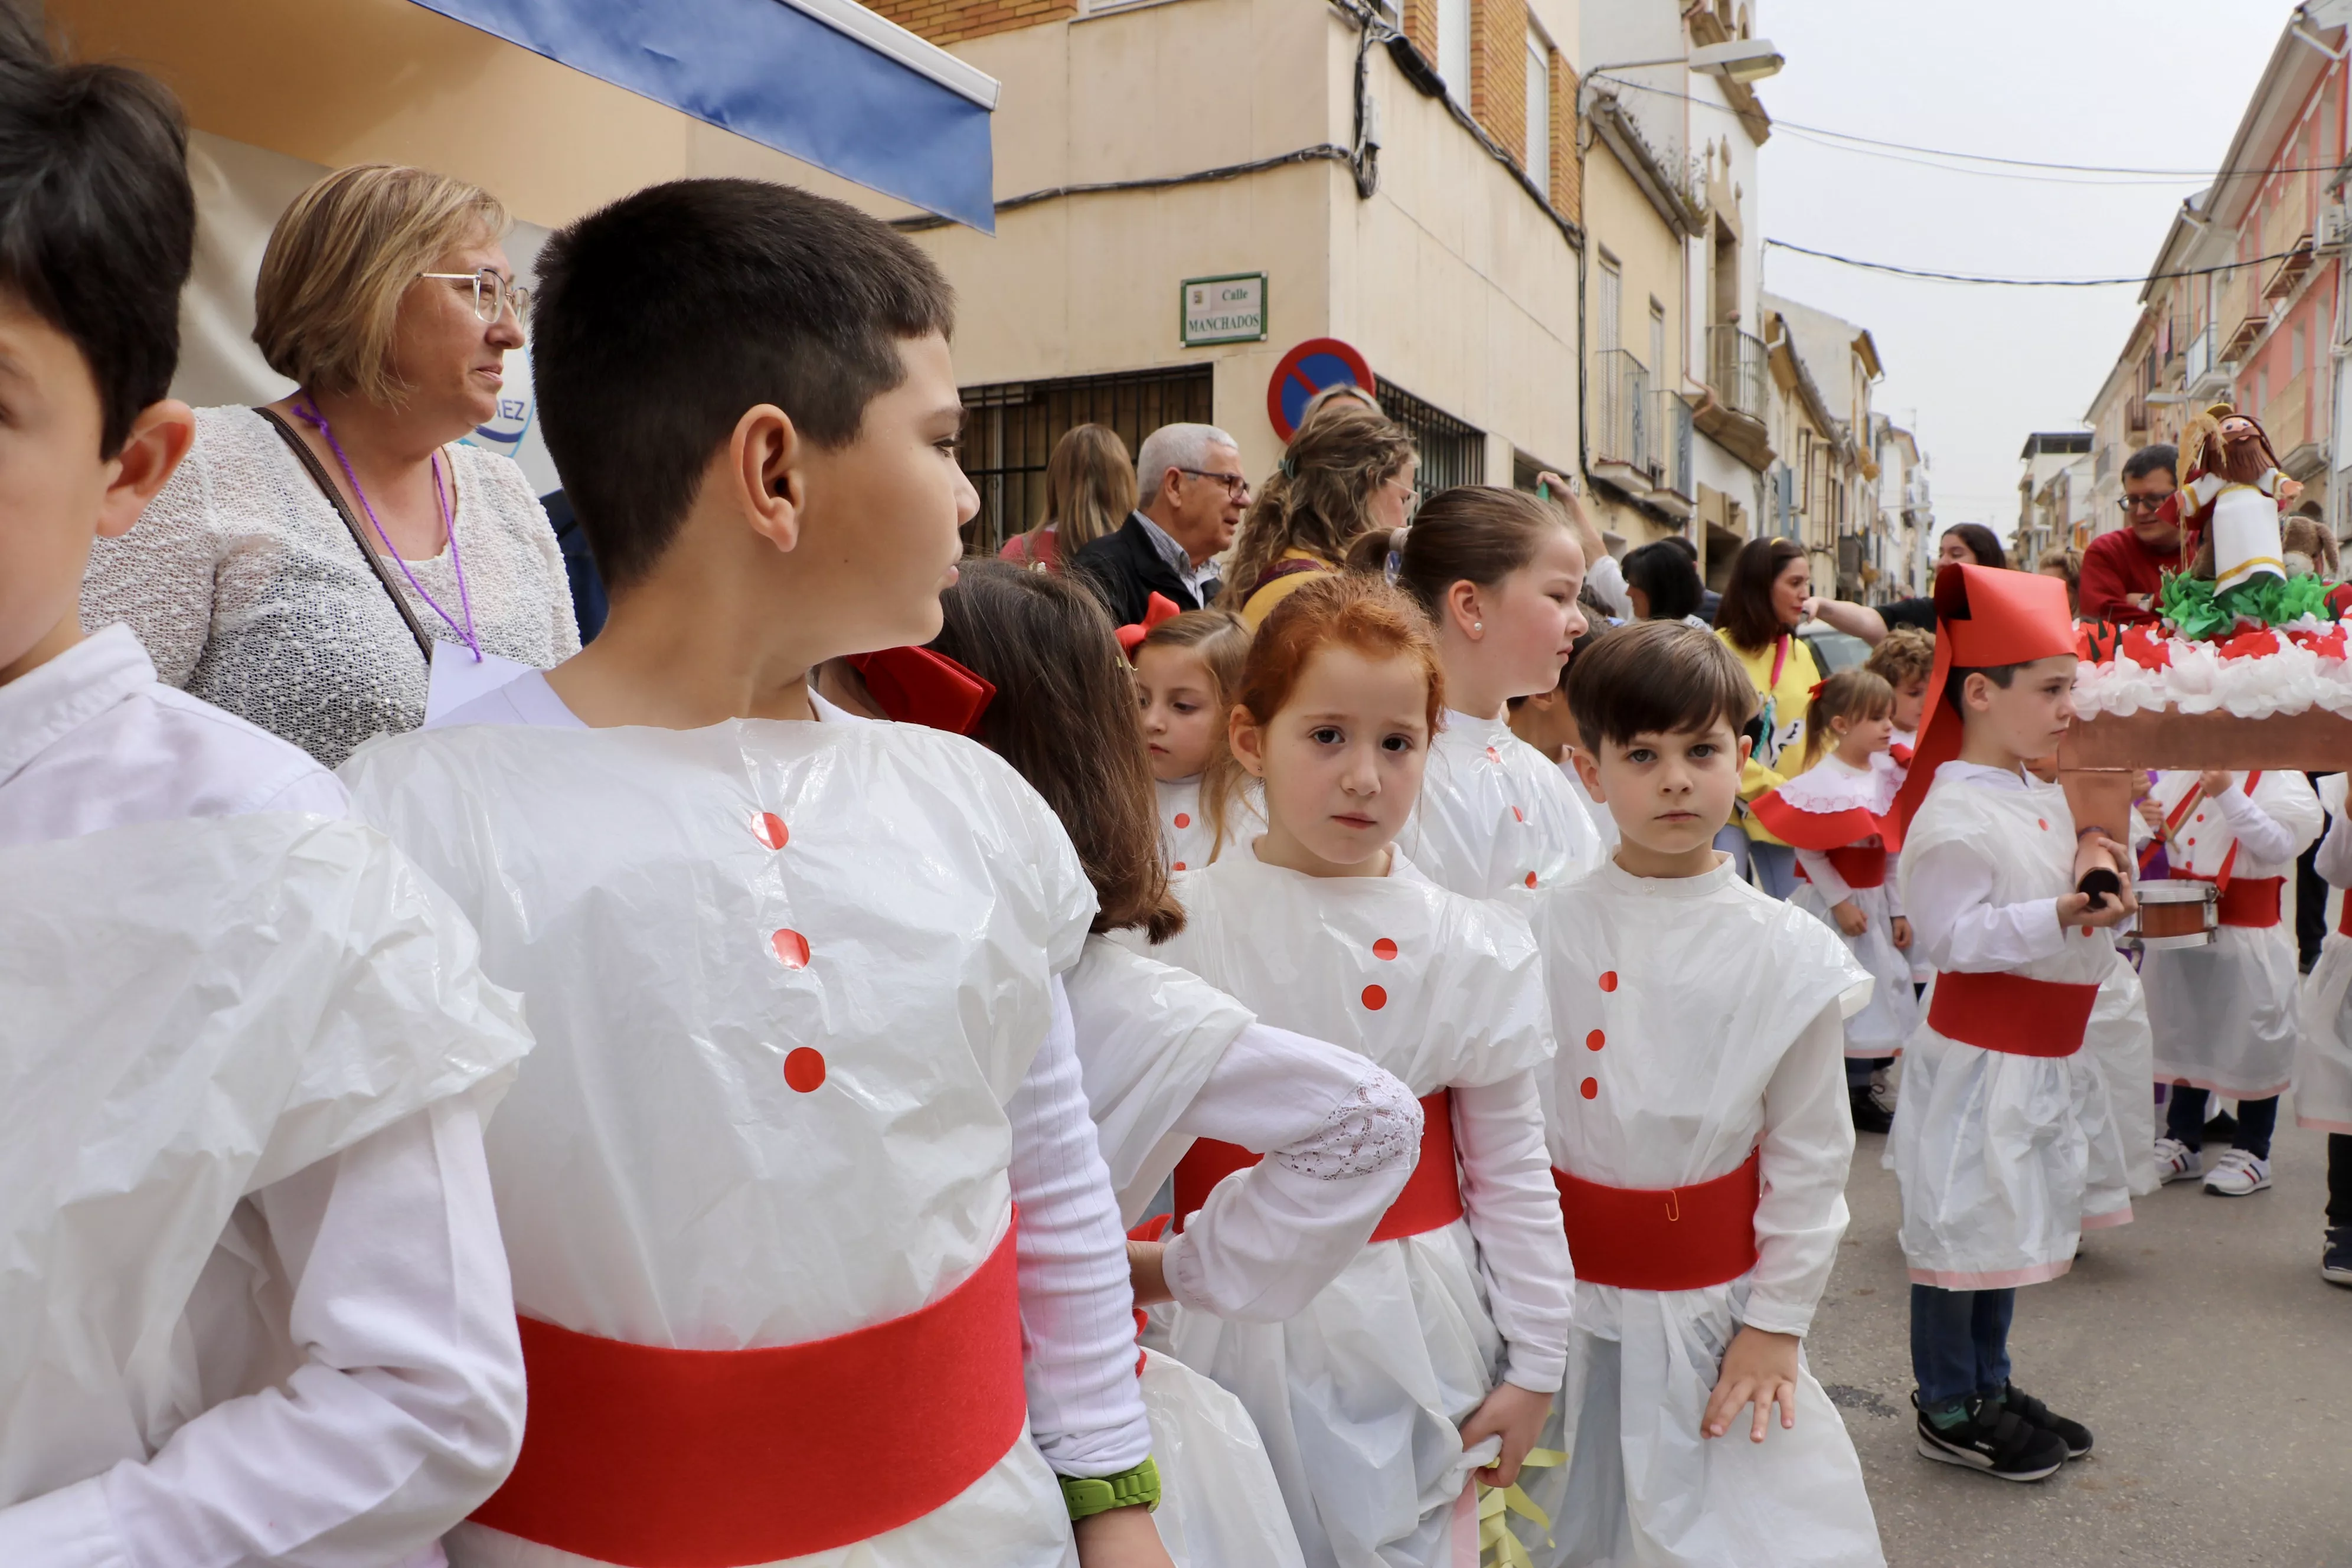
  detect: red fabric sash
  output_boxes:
[1174,1089,1461,1244]
[1551,1149,1760,1291]
[471,1222,1026,1566]
[2188,873,2282,929]
[1793,845,1887,890]
[1926,970,2098,1058]
[2338,893,2352,937]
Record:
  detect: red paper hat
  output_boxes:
[844,646,997,736]
[1891,563,2077,832]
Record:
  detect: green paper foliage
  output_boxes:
[2160,570,2337,638]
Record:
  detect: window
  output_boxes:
[956,365,1214,553]
[1436,0,1469,103]
[1378,380,1486,493]
[1597,253,1622,354]
[1524,27,1550,198]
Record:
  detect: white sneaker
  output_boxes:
[2153,1136,2201,1185]
[1868,1064,1899,1116]
[2202,1149,2272,1196]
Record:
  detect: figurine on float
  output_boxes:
[2158,404,2324,635]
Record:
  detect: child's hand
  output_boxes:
[2060,886,2138,930]
[1703,1326,1801,1442]
[1457,1380,1554,1488]
[2199,768,2237,800]
[2137,795,2165,832]
[1831,899,1867,937]
[1072,1503,1175,1568]
[1890,916,1912,950]
[2072,830,2132,887]
[1126,1240,1172,1307]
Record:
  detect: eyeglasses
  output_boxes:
[1176,467,1252,500]
[2116,492,2171,514]
[421,267,531,337]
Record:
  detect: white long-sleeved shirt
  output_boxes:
[1794,847,1907,916]
[435,669,1154,1475]
[0,626,521,1566]
[2317,779,2352,888]
[1904,762,2069,972]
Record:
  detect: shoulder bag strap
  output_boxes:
[254,405,436,665]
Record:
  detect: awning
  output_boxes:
[407,0,1001,231]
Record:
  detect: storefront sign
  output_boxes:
[1182,273,1266,347]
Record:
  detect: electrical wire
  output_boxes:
[1763,236,2324,287]
[1775,125,2209,188]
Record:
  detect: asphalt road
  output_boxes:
[1807,1099,2351,1567]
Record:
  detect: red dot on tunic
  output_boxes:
[783,1047,826,1093]
[1579,1077,1599,1100]
[1487,746,1501,762]
[2037,819,2049,831]
[1524,871,1538,888]
[1172,861,1187,871]
[1599,970,1618,992]
[1174,812,1192,829]
[1361,984,1388,1010]
[1513,806,1525,822]
[1586,1029,1605,1051]
[2082,926,2095,938]
[1373,937,1399,961]
[772,929,811,969]
[753,812,789,850]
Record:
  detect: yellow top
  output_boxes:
[1717,629,1822,846]
[1239,548,1338,631]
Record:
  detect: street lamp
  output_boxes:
[1585,39,1786,87]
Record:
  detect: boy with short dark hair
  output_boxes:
[341,178,1173,1566]
[1888,564,2135,1482]
[0,17,532,1557]
[1514,621,1884,1566]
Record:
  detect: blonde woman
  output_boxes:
[1001,422,1137,571]
[83,164,577,766]
[1226,403,1416,629]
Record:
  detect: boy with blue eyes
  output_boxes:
[1520,620,1884,1567]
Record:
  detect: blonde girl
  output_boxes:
[1134,608,1253,869]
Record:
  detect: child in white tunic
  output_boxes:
[1144,573,1573,1568]
[1358,487,1607,904]
[349,182,1174,1568]
[1752,669,1919,1136]
[2294,774,2352,1283]
[1888,564,2135,1484]
[2141,768,2323,1195]
[1135,608,1255,870]
[0,41,531,1559]
[1523,621,1883,1568]
[930,561,1455,1568]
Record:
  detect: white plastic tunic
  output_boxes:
[2139,769,2322,1098]
[2295,774,2352,1133]
[1397,709,1605,906]
[1892,766,2121,1289]
[2082,948,2158,1204]
[1520,857,1882,1568]
[1142,848,1564,1568]
[343,718,1099,1568]
[1775,754,1919,1057]
[0,815,533,1527]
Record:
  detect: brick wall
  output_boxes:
[868,0,1073,47]
[1469,0,1527,164]
[1549,53,1579,221]
[1400,0,1439,68]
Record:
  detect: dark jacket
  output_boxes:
[1070,514,1219,628]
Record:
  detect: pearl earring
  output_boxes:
[1472,622,1483,633]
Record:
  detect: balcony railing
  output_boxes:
[1592,348,1653,476]
[2184,324,2215,387]
[1656,390,1694,499]
[1707,325,1768,420]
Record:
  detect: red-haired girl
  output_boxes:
[1350,485,1605,906]
[1142,571,1570,1567]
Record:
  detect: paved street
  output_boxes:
[1808,1104,2352,1567]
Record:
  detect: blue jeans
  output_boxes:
[2165,1087,2279,1159]
[1910,1285,2014,1407]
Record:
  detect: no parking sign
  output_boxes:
[1265,337,1375,440]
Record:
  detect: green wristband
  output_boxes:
[1060,1456,1161,1520]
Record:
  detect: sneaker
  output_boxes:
[1991,1383,2092,1459]
[1868,1063,1899,1117]
[2203,1149,2272,1196]
[2323,1227,2352,1287]
[1914,1393,2067,1482]
[1848,1085,1894,1136]
[2153,1136,2202,1185]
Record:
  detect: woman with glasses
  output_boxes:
[83,164,576,766]
[1225,401,1417,630]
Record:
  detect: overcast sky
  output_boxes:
[1751,0,2288,538]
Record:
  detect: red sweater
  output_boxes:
[2078,527,2174,623]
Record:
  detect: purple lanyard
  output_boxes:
[293,398,482,661]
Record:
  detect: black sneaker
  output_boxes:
[2324,1227,2352,1288]
[1914,1393,2067,1481]
[1849,1086,1894,1135]
[1992,1383,2092,1459]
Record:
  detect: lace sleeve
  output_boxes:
[81,435,223,688]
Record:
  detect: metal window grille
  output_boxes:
[957,365,1216,554]
[1377,379,1486,493]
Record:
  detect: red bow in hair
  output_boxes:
[845,646,997,736]
[1116,593,1184,659]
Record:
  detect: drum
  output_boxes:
[2128,879,2218,949]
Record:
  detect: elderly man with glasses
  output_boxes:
[1071,422,1249,626]
[2079,443,2183,624]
